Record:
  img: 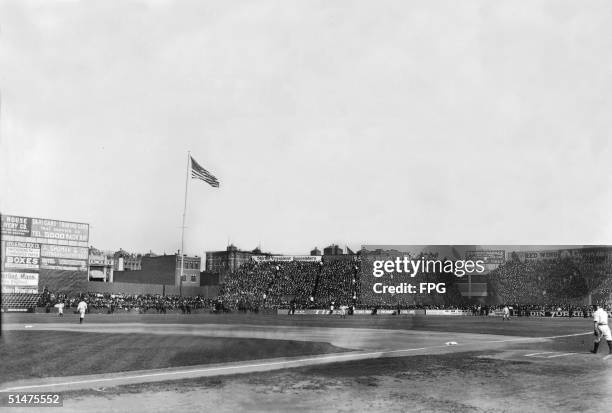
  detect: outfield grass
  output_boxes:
[0,331,346,384]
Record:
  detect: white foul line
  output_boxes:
[525,352,555,357]
[0,349,424,392]
[485,331,591,344]
[0,331,593,392]
[546,353,574,358]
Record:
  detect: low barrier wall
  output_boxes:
[276,309,610,317]
[425,309,472,316]
[84,281,219,297]
[277,309,426,315]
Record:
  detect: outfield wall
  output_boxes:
[276,308,611,317]
[425,309,472,316]
[277,309,426,315]
[84,281,219,297]
[36,270,219,297]
[39,269,88,293]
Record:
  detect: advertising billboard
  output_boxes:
[1,272,39,287]
[464,250,506,265]
[40,244,89,260]
[3,241,41,270]
[1,215,89,248]
[1,214,90,294]
[30,217,89,243]
[251,255,322,262]
[40,257,88,271]
[5,241,41,258]
[1,272,39,294]
[0,215,31,237]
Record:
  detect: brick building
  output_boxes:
[323,244,343,256]
[310,247,321,256]
[205,245,272,282]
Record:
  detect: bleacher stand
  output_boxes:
[1,293,41,312]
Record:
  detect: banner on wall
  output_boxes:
[252,255,322,263]
[41,244,89,260]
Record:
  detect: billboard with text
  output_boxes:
[1,214,90,294]
[252,255,322,263]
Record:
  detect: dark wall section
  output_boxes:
[200,272,219,286]
[39,270,88,294]
[113,255,175,285]
[85,281,218,297]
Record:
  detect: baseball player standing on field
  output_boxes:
[591,304,611,354]
[57,301,64,317]
[77,298,88,324]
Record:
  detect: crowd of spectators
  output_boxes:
[219,261,319,311]
[35,254,611,315]
[218,260,360,310]
[38,290,215,314]
[313,260,359,308]
[578,258,612,304]
[358,254,466,309]
[488,256,611,305]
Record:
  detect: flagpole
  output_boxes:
[180,150,191,297]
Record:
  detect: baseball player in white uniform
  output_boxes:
[591,304,611,354]
[77,299,88,324]
[340,304,348,318]
[502,305,510,321]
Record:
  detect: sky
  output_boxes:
[1,0,611,256]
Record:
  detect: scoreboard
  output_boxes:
[1,214,89,294]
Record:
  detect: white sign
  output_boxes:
[5,241,40,258]
[252,255,322,262]
[4,256,40,270]
[30,218,89,243]
[1,272,39,287]
[1,285,38,294]
[426,309,472,316]
[40,257,87,271]
[41,244,88,260]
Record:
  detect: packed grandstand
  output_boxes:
[5,253,610,315]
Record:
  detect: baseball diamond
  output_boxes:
[3,1,612,411]
[1,312,611,412]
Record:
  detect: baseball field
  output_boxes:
[1,312,610,412]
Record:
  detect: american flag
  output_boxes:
[191,156,220,187]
